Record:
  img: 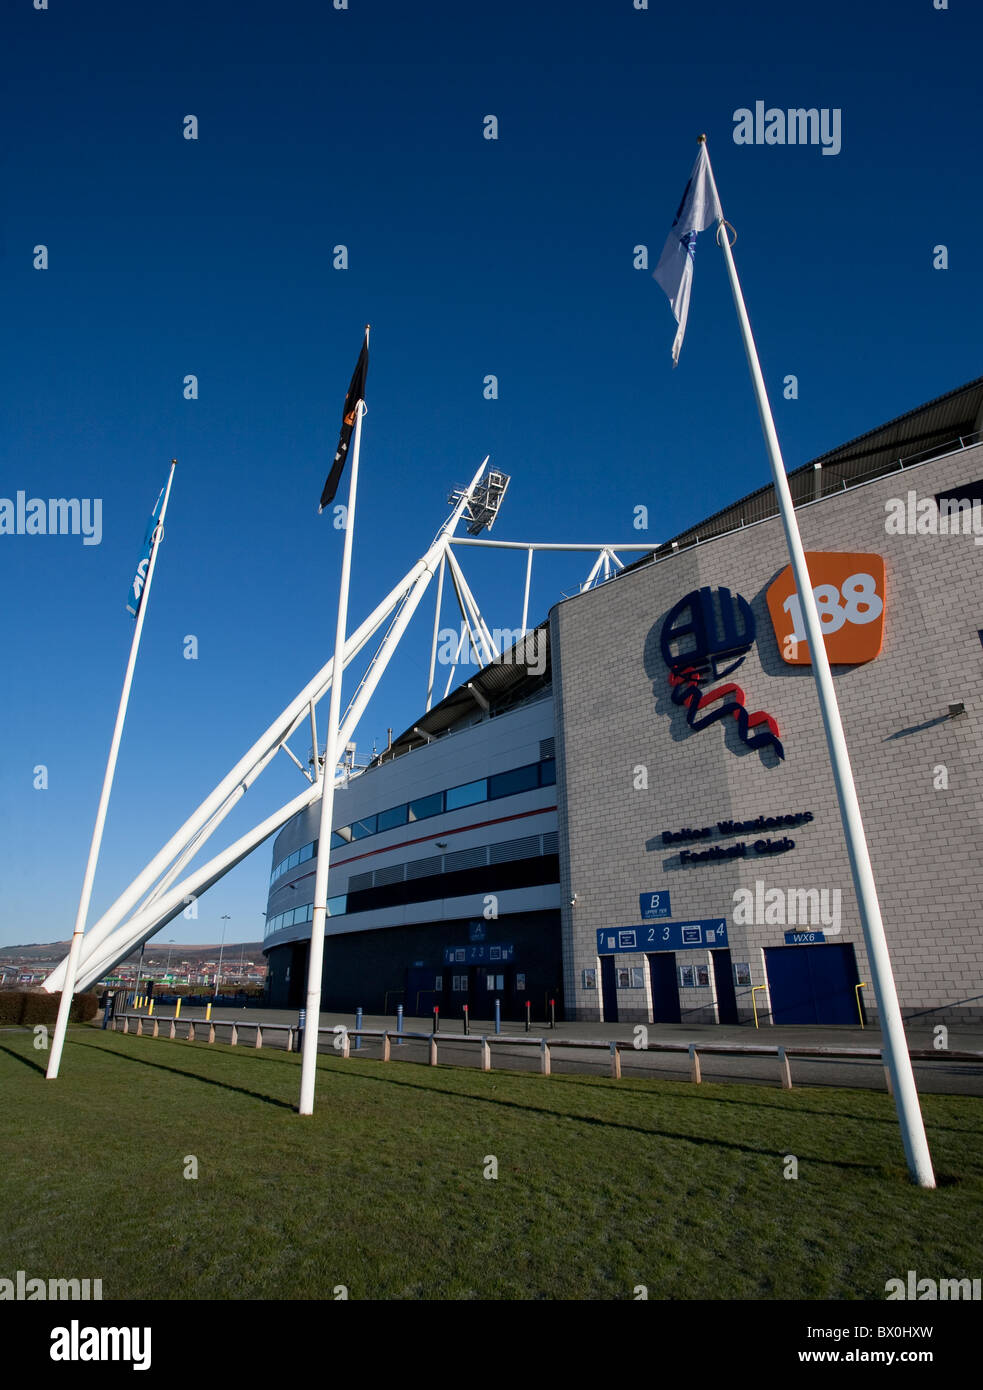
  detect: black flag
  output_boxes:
[319,329,369,512]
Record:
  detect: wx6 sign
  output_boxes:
[766,552,885,666]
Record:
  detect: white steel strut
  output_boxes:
[45,459,490,996]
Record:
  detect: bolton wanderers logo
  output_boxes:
[659,586,785,760]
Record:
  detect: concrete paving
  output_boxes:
[112,1005,983,1095]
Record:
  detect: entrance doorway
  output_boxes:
[648,953,681,1023]
[712,949,739,1024]
[763,943,863,1025]
[599,955,619,1023]
[469,965,511,1021]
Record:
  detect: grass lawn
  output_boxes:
[1,1026,981,1301]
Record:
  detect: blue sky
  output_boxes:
[1,0,980,948]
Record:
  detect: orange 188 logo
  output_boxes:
[766,552,886,665]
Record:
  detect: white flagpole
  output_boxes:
[299,331,368,1115]
[47,459,178,1080]
[699,136,935,1188]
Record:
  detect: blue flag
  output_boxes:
[126,487,164,618]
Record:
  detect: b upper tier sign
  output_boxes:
[766,552,886,666]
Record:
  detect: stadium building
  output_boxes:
[264,377,983,1028]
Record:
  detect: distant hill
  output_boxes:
[0,941,265,965]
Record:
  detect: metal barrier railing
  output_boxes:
[107,1013,983,1090]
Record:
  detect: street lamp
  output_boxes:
[215,915,230,999]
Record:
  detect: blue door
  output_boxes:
[764,943,861,1025]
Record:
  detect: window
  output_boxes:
[377,804,408,832]
[679,965,696,988]
[488,765,539,800]
[351,815,377,841]
[539,759,557,786]
[434,976,443,992]
[616,967,631,989]
[408,791,443,822]
[734,962,752,986]
[326,895,346,917]
[629,966,645,989]
[452,975,468,992]
[695,964,710,988]
[331,826,353,848]
[446,778,487,811]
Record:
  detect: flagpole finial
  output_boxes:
[697,133,706,143]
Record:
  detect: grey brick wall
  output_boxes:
[552,443,983,1031]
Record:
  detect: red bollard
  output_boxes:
[463,1003,469,1035]
[433,1005,440,1034]
[525,999,531,1032]
[549,998,556,1029]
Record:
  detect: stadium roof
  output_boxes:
[372,625,552,766]
[634,374,983,565]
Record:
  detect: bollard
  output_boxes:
[540,1038,551,1076]
[494,999,501,1035]
[609,1041,622,1079]
[297,1007,306,1054]
[689,1043,702,1084]
[429,1035,438,1066]
[524,1000,531,1032]
[175,998,182,1019]
[169,1019,176,1040]
[549,998,556,1030]
[480,1036,491,1071]
[777,1046,793,1090]
[432,1005,440,1034]
[381,1032,391,1062]
[355,1006,363,1051]
[205,1001,212,1022]
[463,1004,469,1035]
[396,1004,404,1046]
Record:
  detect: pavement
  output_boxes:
[108,1005,983,1096]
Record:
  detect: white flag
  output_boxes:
[653,144,722,365]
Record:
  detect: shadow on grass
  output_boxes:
[70,1040,296,1112]
[318,1059,908,1179]
[81,1034,982,1146]
[0,1041,47,1075]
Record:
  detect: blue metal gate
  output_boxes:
[764,943,861,1025]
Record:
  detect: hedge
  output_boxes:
[0,990,99,1027]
